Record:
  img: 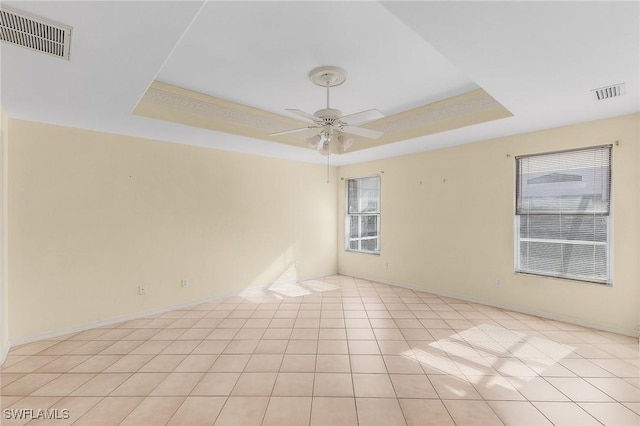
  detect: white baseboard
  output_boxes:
[1,271,335,365]
[345,273,640,338]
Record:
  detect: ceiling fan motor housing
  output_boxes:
[314,108,342,121]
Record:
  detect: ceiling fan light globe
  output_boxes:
[307,134,321,148]
[338,135,354,152]
[319,142,330,156]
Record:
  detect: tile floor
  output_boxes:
[1,275,639,425]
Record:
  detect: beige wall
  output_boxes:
[338,114,640,335]
[8,119,337,342]
[1,107,7,359]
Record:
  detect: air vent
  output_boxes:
[591,83,625,101]
[0,6,72,60]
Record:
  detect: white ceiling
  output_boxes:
[2,1,638,166]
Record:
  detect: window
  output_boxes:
[515,145,612,284]
[346,176,380,253]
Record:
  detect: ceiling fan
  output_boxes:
[269,66,384,155]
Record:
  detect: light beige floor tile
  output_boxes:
[348,340,381,355]
[592,359,639,377]
[280,354,316,372]
[166,396,226,426]
[292,330,320,340]
[532,402,601,425]
[489,400,552,425]
[34,356,91,373]
[1,355,29,369]
[69,355,122,373]
[244,354,283,372]
[506,376,571,401]
[579,402,640,426]
[31,373,94,396]
[151,372,204,396]
[138,354,187,372]
[429,374,482,399]
[263,396,312,426]
[318,329,347,340]
[2,356,60,373]
[27,396,102,426]
[101,354,154,373]
[161,340,201,355]
[356,397,407,426]
[99,340,144,355]
[262,329,292,340]
[1,373,60,396]
[191,372,240,396]
[110,372,168,396]
[468,375,526,401]
[254,339,288,354]
[390,374,438,398]
[399,399,455,426]
[286,340,318,354]
[384,355,424,374]
[0,373,25,387]
[316,354,350,373]
[272,372,314,396]
[623,402,640,414]
[353,373,395,397]
[317,339,348,354]
[206,329,238,340]
[120,396,184,425]
[444,399,505,425]
[2,396,61,425]
[347,328,375,340]
[223,339,259,354]
[310,397,357,426]
[69,341,115,355]
[351,355,387,373]
[192,340,230,355]
[560,358,616,377]
[73,396,144,425]
[69,373,130,396]
[546,377,615,402]
[209,354,251,372]
[313,373,353,397]
[214,396,269,426]
[585,377,640,402]
[128,340,172,355]
[178,328,210,340]
[9,341,59,356]
[231,372,277,396]
[173,354,217,372]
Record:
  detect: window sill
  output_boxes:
[514,271,612,287]
[345,249,380,256]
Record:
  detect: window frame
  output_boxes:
[345,175,381,255]
[514,145,613,285]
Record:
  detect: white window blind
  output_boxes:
[515,145,612,283]
[346,176,380,253]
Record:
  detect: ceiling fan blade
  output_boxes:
[285,109,318,123]
[341,125,383,139]
[268,127,310,136]
[340,109,384,125]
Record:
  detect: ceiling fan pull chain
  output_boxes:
[326,151,330,183]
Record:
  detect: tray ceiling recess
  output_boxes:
[134,79,512,154]
[0,6,72,60]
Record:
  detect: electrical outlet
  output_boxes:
[181,279,189,288]
[383,261,389,269]
[138,285,146,295]
[496,279,503,287]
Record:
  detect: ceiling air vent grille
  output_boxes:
[0,6,72,60]
[591,83,625,101]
